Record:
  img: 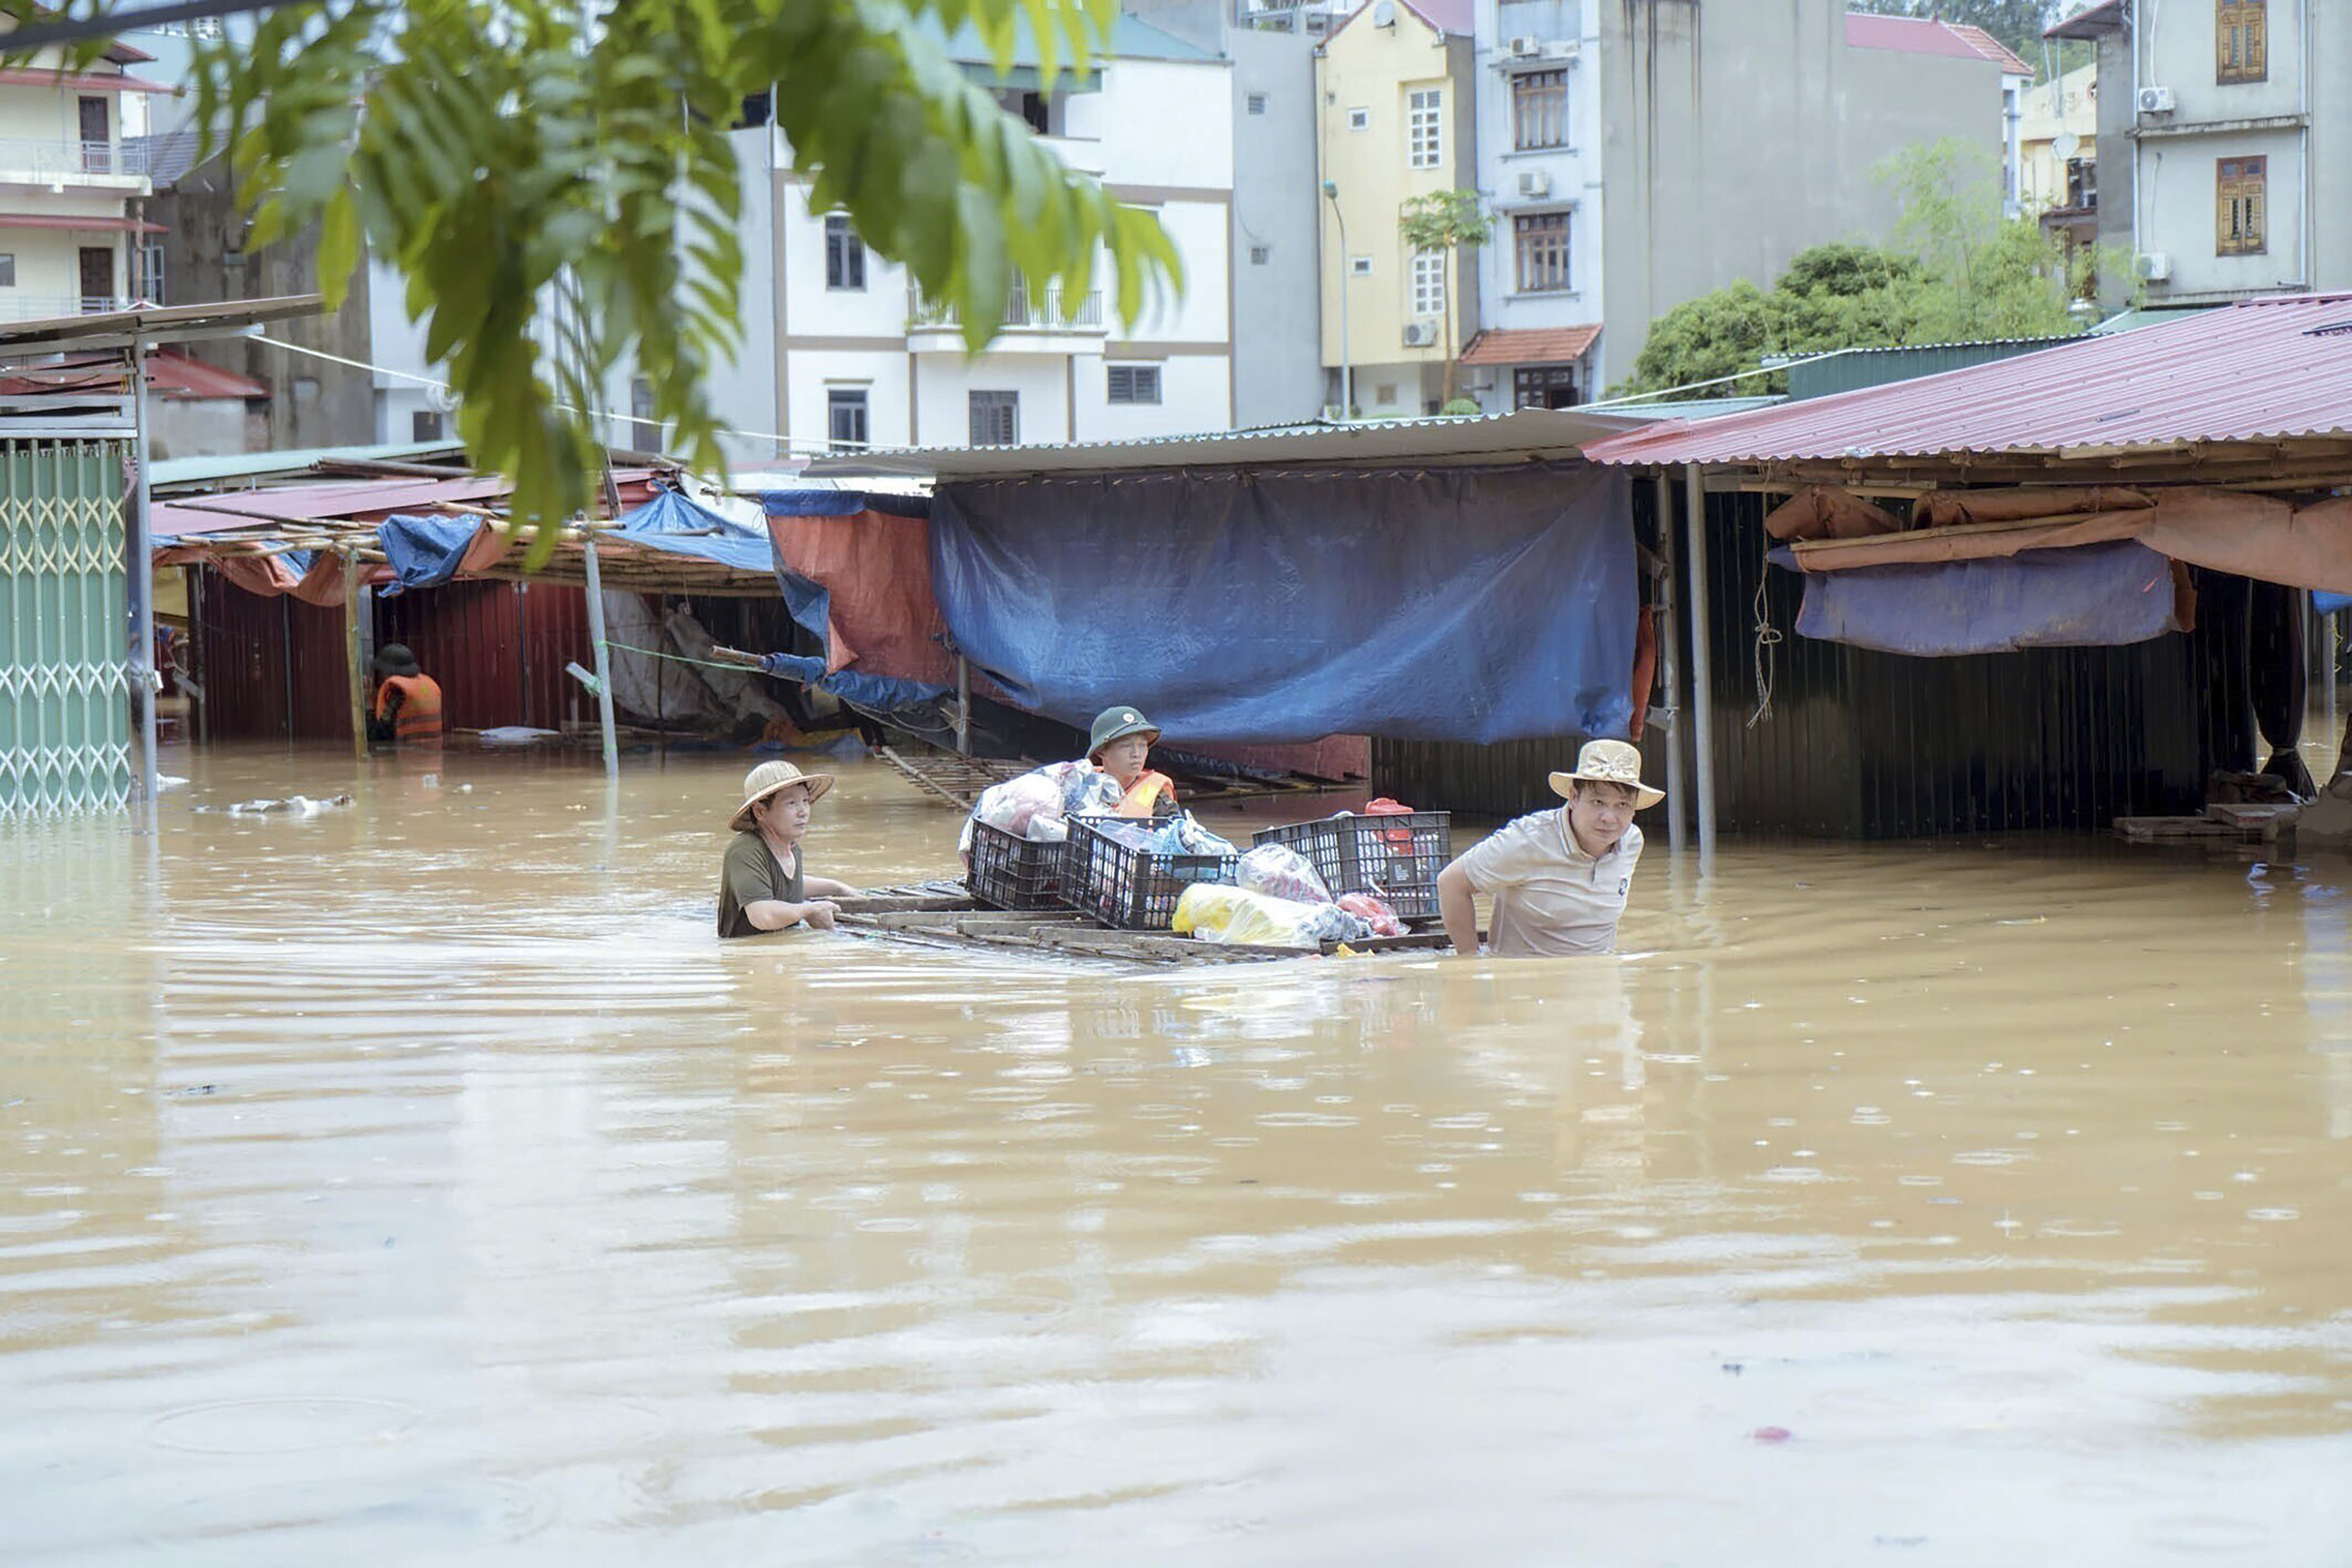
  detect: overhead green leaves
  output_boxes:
[19,0,1179,557]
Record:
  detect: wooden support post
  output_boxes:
[343,545,366,759]
[956,654,971,756]
[1684,462,1717,863]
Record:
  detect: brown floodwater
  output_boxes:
[5,741,2349,1566]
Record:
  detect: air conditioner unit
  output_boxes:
[1402,321,1438,348]
[2137,84,2175,114]
[2135,250,2172,282]
[1517,169,1553,199]
[1507,35,1542,57]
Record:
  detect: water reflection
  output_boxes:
[2,743,2348,1565]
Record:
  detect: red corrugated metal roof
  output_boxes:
[149,351,270,401]
[1583,296,2352,467]
[1459,325,1600,366]
[0,66,175,92]
[1843,13,2031,75]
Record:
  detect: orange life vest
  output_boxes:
[375,673,444,743]
[1114,770,1177,818]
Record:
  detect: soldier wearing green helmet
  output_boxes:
[1088,705,1178,818]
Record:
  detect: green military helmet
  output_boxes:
[1088,705,1161,760]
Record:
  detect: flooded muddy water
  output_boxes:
[5,742,2349,1565]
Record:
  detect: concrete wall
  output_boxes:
[1593,0,2010,391]
[1316,8,1480,408]
[150,398,259,461]
[1225,28,1325,427]
[152,154,377,448]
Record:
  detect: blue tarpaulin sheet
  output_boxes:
[757,652,951,713]
[760,489,931,521]
[928,463,1637,744]
[1792,541,2183,656]
[376,514,482,595]
[2318,591,2352,616]
[613,490,777,573]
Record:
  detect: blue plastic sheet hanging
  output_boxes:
[1791,541,2184,656]
[928,462,1638,745]
[374,514,482,595]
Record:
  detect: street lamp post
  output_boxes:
[1322,179,1351,421]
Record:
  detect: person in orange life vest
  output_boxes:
[1089,706,1178,818]
[365,643,444,747]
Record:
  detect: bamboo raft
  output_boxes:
[834,881,1455,967]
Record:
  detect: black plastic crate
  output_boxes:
[1251,810,1452,920]
[967,820,1066,910]
[1062,814,1238,930]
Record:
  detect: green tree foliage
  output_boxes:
[24,0,1181,551]
[1397,189,1492,404]
[1619,139,2090,399]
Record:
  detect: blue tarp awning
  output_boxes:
[760,488,931,521]
[612,489,778,573]
[928,463,1637,745]
[376,514,482,595]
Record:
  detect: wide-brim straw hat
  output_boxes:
[1549,738,1665,811]
[1088,705,1161,760]
[730,759,834,832]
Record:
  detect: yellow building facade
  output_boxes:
[1313,0,1478,418]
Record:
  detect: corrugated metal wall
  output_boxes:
[1694,492,2248,837]
[1369,486,2253,838]
[191,572,596,740]
[375,579,592,733]
[189,569,352,743]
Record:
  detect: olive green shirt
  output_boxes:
[717,830,807,939]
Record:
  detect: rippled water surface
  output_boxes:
[6,742,2350,1566]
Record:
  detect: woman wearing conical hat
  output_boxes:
[718,761,858,939]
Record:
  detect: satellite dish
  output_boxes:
[2053,131,2080,159]
[1371,0,1395,25]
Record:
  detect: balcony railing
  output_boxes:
[909,280,1104,332]
[0,138,151,181]
[0,294,137,322]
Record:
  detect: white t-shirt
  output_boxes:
[1457,808,1643,957]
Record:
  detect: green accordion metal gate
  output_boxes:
[0,439,131,818]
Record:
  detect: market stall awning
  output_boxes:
[805,406,1645,481]
[1581,296,2352,469]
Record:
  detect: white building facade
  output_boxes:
[776,29,1237,459]
[0,31,164,322]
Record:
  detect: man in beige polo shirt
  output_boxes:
[1435,739,1665,957]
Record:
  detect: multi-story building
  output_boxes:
[1455,0,2028,407]
[2019,60,2100,261]
[1313,0,1479,419]
[2053,0,2347,307]
[766,17,1237,459]
[0,25,165,321]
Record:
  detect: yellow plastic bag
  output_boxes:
[1174,884,1368,948]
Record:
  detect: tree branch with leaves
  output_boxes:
[1397,188,1490,406]
[19,0,1182,556]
